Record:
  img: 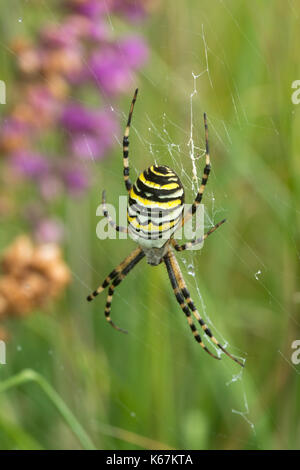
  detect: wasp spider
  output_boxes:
[87,89,243,367]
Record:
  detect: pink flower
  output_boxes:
[62,165,90,193]
[35,217,65,243]
[41,24,79,48]
[89,48,132,95]
[89,37,148,95]
[11,151,49,178]
[61,104,119,159]
[61,103,101,132]
[70,134,105,159]
[39,174,64,201]
[27,86,61,124]
[112,1,147,22]
[0,118,31,150]
[87,21,110,42]
[119,36,149,68]
[67,0,113,18]
[0,0,150,239]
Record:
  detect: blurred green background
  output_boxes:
[0,0,300,450]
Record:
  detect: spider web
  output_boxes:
[87,24,255,445]
[66,3,300,450]
[93,12,298,448]
[66,7,253,447]
[132,70,252,430]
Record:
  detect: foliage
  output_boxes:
[0,0,299,450]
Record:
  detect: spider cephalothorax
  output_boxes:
[87,89,243,367]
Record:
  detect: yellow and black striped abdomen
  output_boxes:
[127,165,184,248]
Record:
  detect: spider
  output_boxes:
[87,89,243,367]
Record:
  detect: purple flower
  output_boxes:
[0,0,150,241]
[89,37,148,95]
[112,1,147,22]
[118,36,149,68]
[1,118,28,135]
[11,151,49,178]
[41,24,78,48]
[89,48,132,95]
[87,21,110,42]
[35,217,65,243]
[41,15,109,50]
[61,104,100,133]
[61,104,119,159]
[27,86,60,123]
[39,174,64,201]
[70,134,106,159]
[67,0,112,18]
[62,165,90,193]
[0,118,31,147]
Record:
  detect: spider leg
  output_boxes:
[171,218,226,252]
[123,88,138,193]
[181,113,211,228]
[164,249,220,360]
[168,250,244,367]
[86,246,143,301]
[102,190,128,233]
[104,248,145,333]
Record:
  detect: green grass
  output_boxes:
[0,0,300,450]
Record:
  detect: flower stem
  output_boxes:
[0,369,96,450]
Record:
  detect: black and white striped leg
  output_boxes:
[182,113,211,228]
[169,251,244,367]
[102,190,128,233]
[86,246,143,302]
[123,88,138,193]
[104,248,145,333]
[164,250,220,360]
[190,113,211,214]
[172,219,226,252]
[182,288,244,367]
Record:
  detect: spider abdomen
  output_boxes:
[127,165,184,248]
